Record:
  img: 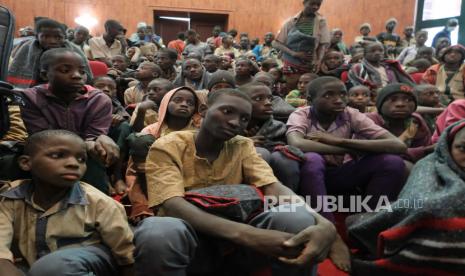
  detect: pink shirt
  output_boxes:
[286,106,388,166]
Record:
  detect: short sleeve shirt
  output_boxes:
[146,131,278,208]
[88,36,122,59]
[286,106,388,166]
[0,180,134,266]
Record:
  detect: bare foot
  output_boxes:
[329,234,351,272]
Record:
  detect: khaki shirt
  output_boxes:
[0,180,134,266]
[129,103,159,128]
[146,131,278,208]
[1,106,27,143]
[88,36,122,59]
[124,84,146,106]
[275,12,330,50]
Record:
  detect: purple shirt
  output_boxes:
[20,84,112,140]
[286,106,388,166]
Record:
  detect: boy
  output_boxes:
[347,85,373,113]
[8,18,92,89]
[19,48,119,193]
[376,18,401,59]
[124,62,162,107]
[397,30,428,66]
[155,48,178,81]
[130,78,174,132]
[71,25,92,59]
[366,84,433,164]
[286,76,407,271]
[285,73,318,107]
[134,89,336,276]
[0,130,134,276]
[214,35,240,58]
[318,50,349,78]
[203,54,221,73]
[173,58,211,90]
[414,84,444,132]
[88,19,124,62]
[423,45,465,105]
[348,42,415,89]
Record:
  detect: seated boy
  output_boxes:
[318,51,349,79]
[366,84,434,165]
[174,58,211,90]
[286,76,407,271]
[93,76,131,194]
[423,45,465,105]
[347,85,374,113]
[432,99,465,143]
[19,48,119,193]
[0,130,134,276]
[8,18,92,89]
[124,62,162,107]
[414,84,444,132]
[108,55,136,103]
[155,48,178,81]
[203,54,221,73]
[133,89,336,276]
[285,73,318,108]
[130,78,174,132]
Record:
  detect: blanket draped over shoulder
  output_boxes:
[349,120,465,275]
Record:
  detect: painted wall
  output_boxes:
[3,0,416,45]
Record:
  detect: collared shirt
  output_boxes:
[124,84,147,106]
[0,180,134,266]
[20,85,112,140]
[88,36,122,59]
[286,106,388,166]
[275,11,330,51]
[130,103,158,128]
[1,105,27,143]
[146,131,278,208]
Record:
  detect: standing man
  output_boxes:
[273,0,330,90]
[432,18,459,48]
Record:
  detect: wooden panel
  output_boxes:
[3,0,415,45]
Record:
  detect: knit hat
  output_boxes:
[207,70,236,91]
[439,44,465,63]
[376,84,416,115]
[385,18,398,26]
[360,23,372,31]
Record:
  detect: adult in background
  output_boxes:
[432,18,459,48]
[273,0,330,90]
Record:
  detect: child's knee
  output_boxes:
[264,204,316,234]
[302,153,326,172]
[256,147,271,163]
[377,154,405,173]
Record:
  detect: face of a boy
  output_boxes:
[348,87,370,108]
[303,0,323,16]
[416,34,428,45]
[451,129,465,171]
[249,87,274,121]
[235,60,251,76]
[167,90,197,119]
[381,93,416,119]
[361,27,370,36]
[203,57,219,73]
[148,82,170,105]
[47,53,86,99]
[313,81,347,115]
[204,94,252,140]
[445,49,464,64]
[418,88,440,107]
[38,27,65,49]
[184,59,203,80]
[365,44,384,63]
[297,76,313,93]
[135,65,156,80]
[94,78,117,98]
[111,56,127,71]
[156,53,174,69]
[324,52,344,70]
[22,136,87,188]
[74,29,89,44]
